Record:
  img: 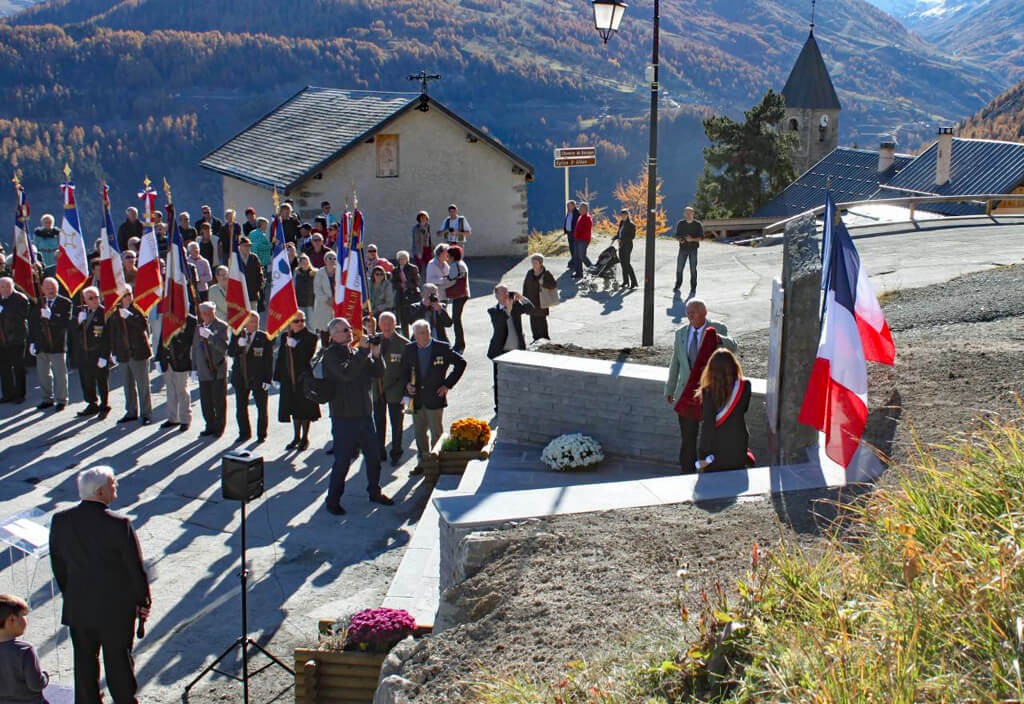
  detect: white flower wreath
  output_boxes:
[540,433,604,471]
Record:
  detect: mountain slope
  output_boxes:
[960,78,1024,142]
[0,0,1011,229]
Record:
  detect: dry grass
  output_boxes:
[474,410,1024,702]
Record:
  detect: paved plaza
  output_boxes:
[0,215,1021,701]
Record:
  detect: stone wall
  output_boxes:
[495,350,767,466]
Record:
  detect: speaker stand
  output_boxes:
[183,500,293,703]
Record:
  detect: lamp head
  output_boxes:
[592,0,627,44]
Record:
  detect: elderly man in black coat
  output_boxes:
[50,465,150,704]
[486,284,533,412]
[0,276,30,403]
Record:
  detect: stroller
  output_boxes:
[578,245,619,293]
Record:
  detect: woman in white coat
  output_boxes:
[311,251,338,345]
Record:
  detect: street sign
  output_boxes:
[553,156,597,168]
[554,147,597,159]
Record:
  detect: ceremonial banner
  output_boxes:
[11,178,37,302]
[334,208,364,336]
[99,184,129,318]
[134,178,162,314]
[57,175,90,297]
[266,214,298,339]
[161,198,190,346]
[799,194,896,468]
[225,227,251,333]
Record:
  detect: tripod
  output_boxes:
[184,499,294,703]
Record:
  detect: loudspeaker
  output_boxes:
[222,452,265,501]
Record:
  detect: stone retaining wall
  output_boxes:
[495,350,767,465]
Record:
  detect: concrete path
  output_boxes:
[0,215,1019,701]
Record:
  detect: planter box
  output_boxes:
[296,622,434,703]
[422,433,495,487]
[294,649,385,704]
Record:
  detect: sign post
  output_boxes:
[554,147,597,204]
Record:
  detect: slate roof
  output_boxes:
[755,147,911,219]
[200,86,534,190]
[781,31,842,111]
[878,137,1024,215]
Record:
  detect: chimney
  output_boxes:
[878,137,897,173]
[935,127,954,187]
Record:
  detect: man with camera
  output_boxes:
[486,284,534,412]
[408,283,453,344]
[401,319,467,472]
[322,317,394,515]
[438,204,471,248]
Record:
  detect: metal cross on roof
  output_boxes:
[407,70,441,95]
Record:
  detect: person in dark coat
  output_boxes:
[486,284,533,412]
[49,465,150,704]
[228,311,274,443]
[29,276,73,410]
[400,320,467,467]
[156,314,196,430]
[612,208,639,289]
[116,208,143,253]
[274,311,320,450]
[74,286,111,417]
[0,277,29,403]
[521,254,557,342]
[407,283,453,344]
[391,251,420,338]
[321,318,393,514]
[697,349,753,472]
[109,287,153,424]
[374,312,410,466]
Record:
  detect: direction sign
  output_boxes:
[553,156,597,168]
[554,147,596,159]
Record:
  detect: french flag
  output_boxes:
[266,215,298,339]
[334,208,364,336]
[11,179,37,302]
[99,184,129,318]
[225,228,252,333]
[57,180,89,298]
[134,181,163,315]
[798,195,895,469]
[160,202,190,347]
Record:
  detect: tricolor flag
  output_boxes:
[134,180,162,314]
[225,227,251,332]
[798,195,896,468]
[334,207,364,336]
[11,178,37,302]
[57,179,90,298]
[266,215,298,339]
[99,184,129,318]
[160,201,190,347]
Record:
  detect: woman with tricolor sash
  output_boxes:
[696,349,753,472]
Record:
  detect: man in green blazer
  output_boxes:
[665,299,737,473]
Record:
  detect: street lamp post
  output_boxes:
[592,0,658,347]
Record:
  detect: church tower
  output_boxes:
[781,6,841,174]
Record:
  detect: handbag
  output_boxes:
[446,274,468,299]
[539,285,560,308]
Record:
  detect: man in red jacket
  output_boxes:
[571,202,593,279]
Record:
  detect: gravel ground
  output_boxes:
[390,264,1024,702]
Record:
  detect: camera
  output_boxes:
[429,294,439,303]
[365,333,383,345]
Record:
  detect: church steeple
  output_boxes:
[781,1,841,174]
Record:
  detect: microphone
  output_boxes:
[136,619,146,639]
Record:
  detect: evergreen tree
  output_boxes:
[694,90,796,218]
